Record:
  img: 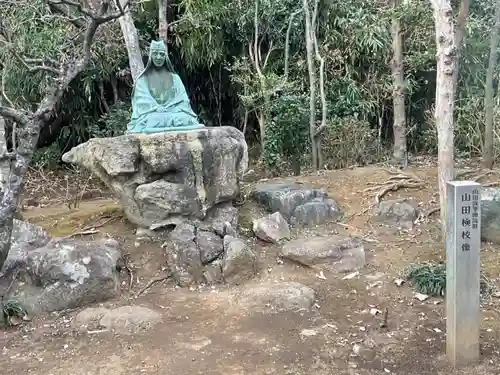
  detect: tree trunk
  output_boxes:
[116,0,144,82]
[0,115,10,192]
[391,0,407,167]
[452,0,470,91]
[483,0,500,169]
[0,113,13,270]
[432,0,457,229]
[157,0,168,45]
[303,0,318,170]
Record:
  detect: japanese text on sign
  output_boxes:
[459,189,479,252]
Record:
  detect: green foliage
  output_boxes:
[404,262,493,297]
[263,93,309,172]
[32,144,64,169]
[322,118,386,168]
[3,0,500,172]
[404,263,447,297]
[91,102,131,138]
[1,298,28,327]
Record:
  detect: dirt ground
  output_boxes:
[2,163,500,375]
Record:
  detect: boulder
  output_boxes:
[252,183,342,226]
[62,127,248,230]
[280,235,365,273]
[252,212,290,243]
[1,229,122,315]
[372,198,419,229]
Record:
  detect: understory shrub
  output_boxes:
[321,117,386,169]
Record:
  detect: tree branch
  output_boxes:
[34,0,128,120]
[284,10,302,80]
[0,106,30,127]
[47,2,87,28]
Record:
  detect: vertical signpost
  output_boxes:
[446,181,481,367]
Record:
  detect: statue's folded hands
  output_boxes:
[127,40,205,134]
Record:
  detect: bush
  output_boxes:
[264,93,310,174]
[32,143,64,169]
[321,117,386,169]
[89,101,130,138]
[403,262,493,297]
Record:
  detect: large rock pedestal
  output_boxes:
[62,126,248,229]
[63,127,254,286]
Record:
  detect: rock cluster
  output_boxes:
[166,222,257,286]
[252,182,343,226]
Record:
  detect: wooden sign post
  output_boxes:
[446,180,481,367]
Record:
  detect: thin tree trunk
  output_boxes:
[432,0,457,229]
[312,0,326,170]
[0,115,9,192]
[157,0,168,45]
[483,0,500,169]
[303,0,318,170]
[452,0,470,91]
[0,110,14,270]
[391,0,407,167]
[116,0,144,82]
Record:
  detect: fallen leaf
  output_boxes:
[316,270,327,280]
[394,278,405,286]
[414,292,429,301]
[343,271,360,280]
[300,329,318,337]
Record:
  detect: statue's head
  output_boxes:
[146,40,175,72]
[150,40,166,67]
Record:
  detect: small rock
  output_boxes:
[290,198,343,226]
[252,212,290,244]
[166,223,203,286]
[74,307,109,329]
[222,236,258,284]
[373,198,419,229]
[238,281,315,312]
[203,260,223,285]
[99,305,162,334]
[281,235,365,273]
[197,230,223,264]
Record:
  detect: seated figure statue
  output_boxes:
[127,40,205,133]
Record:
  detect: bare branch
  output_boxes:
[0,106,30,127]
[284,10,302,80]
[34,0,130,119]
[1,68,14,108]
[46,2,87,28]
[47,0,128,22]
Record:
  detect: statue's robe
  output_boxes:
[127,73,203,134]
